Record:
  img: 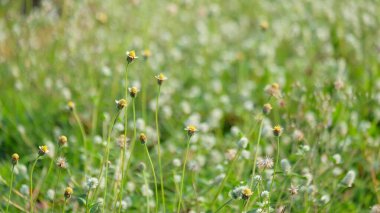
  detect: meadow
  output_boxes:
[0,0,380,212]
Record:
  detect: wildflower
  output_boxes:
[293,129,304,141]
[47,189,55,201]
[67,101,75,111]
[20,184,29,195]
[64,187,73,199]
[257,157,274,170]
[185,125,198,137]
[262,103,272,115]
[58,135,68,147]
[142,49,151,59]
[155,73,168,85]
[260,21,269,31]
[96,12,108,24]
[38,145,49,156]
[173,158,181,167]
[225,149,237,161]
[137,162,146,171]
[11,153,19,165]
[87,177,99,190]
[128,87,139,98]
[261,190,269,198]
[126,50,138,63]
[116,99,128,109]
[117,134,128,148]
[253,175,262,182]
[56,157,68,169]
[237,136,248,149]
[288,185,298,196]
[273,125,283,137]
[341,170,355,187]
[334,79,344,90]
[139,133,147,144]
[265,83,281,98]
[141,185,153,197]
[242,187,253,200]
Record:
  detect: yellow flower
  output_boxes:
[126,50,138,63]
[38,145,49,156]
[262,103,272,115]
[128,87,139,98]
[64,187,73,199]
[273,125,283,137]
[67,101,75,111]
[242,187,253,199]
[142,49,151,59]
[139,133,147,144]
[115,99,128,110]
[155,73,168,85]
[58,135,68,146]
[260,21,269,31]
[185,125,198,137]
[11,153,19,165]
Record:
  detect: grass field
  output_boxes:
[1,0,380,212]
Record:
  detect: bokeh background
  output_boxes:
[0,0,380,212]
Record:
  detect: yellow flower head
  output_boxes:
[263,103,272,115]
[128,87,139,98]
[38,145,49,156]
[126,50,138,63]
[185,125,198,137]
[143,49,151,59]
[273,125,283,137]
[64,187,73,199]
[115,99,128,110]
[155,73,168,85]
[139,133,147,144]
[96,12,108,24]
[11,153,19,165]
[67,101,75,111]
[242,187,253,199]
[58,135,68,146]
[260,21,269,31]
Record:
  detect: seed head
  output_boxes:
[11,153,19,165]
[116,99,128,110]
[56,157,68,169]
[38,145,49,156]
[262,103,272,115]
[185,125,198,137]
[155,73,168,85]
[273,125,283,137]
[128,87,139,98]
[67,101,75,111]
[126,50,138,63]
[117,134,128,149]
[64,187,73,199]
[265,83,281,98]
[288,185,298,196]
[58,135,68,147]
[139,133,147,144]
[257,157,274,170]
[237,137,248,149]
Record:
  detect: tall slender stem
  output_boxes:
[85,190,90,213]
[73,109,87,176]
[29,156,40,213]
[211,150,242,209]
[6,165,15,213]
[155,85,166,212]
[250,119,264,188]
[268,136,281,211]
[62,198,67,213]
[177,136,191,213]
[52,169,62,212]
[102,110,121,213]
[145,145,159,212]
[215,199,233,213]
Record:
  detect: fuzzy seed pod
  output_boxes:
[341,170,355,187]
[237,137,248,149]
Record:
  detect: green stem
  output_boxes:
[85,190,90,213]
[102,110,121,213]
[145,145,159,212]
[215,199,233,213]
[177,136,191,213]
[211,150,242,209]
[73,109,87,176]
[62,198,66,213]
[155,85,166,212]
[6,165,15,213]
[268,136,281,212]
[30,156,40,213]
[52,169,62,212]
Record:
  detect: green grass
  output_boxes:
[0,0,380,212]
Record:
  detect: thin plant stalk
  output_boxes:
[6,165,15,213]
[211,150,242,209]
[52,168,62,212]
[72,109,88,176]
[177,136,191,213]
[29,156,40,213]
[85,190,90,213]
[155,85,166,212]
[268,136,281,212]
[215,199,233,213]
[62,198,67,213]
[102,110,121,213]
[144,144,159,212]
